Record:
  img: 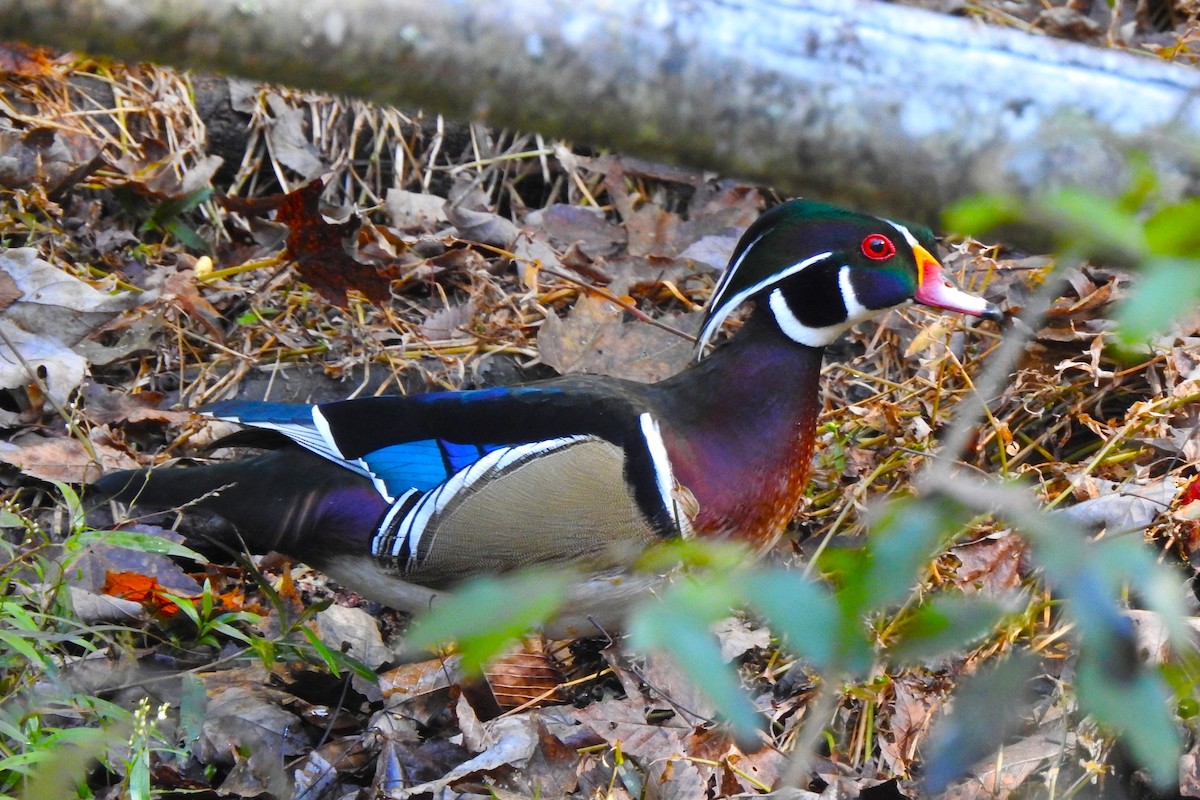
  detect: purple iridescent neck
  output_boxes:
[652,311,825,543]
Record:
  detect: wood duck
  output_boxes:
[92,199,999,626]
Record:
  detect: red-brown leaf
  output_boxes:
[276,179,396,306]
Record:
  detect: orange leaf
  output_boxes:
[101,571,188,616]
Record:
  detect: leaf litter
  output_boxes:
[1,11,1200,798]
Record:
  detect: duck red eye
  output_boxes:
[861,234,896,261]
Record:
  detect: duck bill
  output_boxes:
[912,245,1002,321]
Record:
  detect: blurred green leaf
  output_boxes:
[178,674,207,745]
[861,498,969,610]
[164,219,209,252]
[629,580,761,740]
[1020,515,1186,787]
[741,567,870,673]
[143,187,212,231]
[52,480,84,532]
[1039,189,1147,261]
[1114,257,1200,348]
[812,544,870,589]
[16,726,110,800]
[1144,199,1200,256]
[1077,650,1181,788]
[1092,536,1189,646]
[922,652,1039,793]
[890,594,1012,664]
[635,537,751,574]
[405,569,570,672]
[944,194,1023,237]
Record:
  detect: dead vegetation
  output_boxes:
[0,3,1199,796]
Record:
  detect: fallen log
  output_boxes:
[0,0,1197,228]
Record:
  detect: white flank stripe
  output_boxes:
[638,414,692,536]
[398,486,443,559]
[363,460,395,503]
[373,489,418,556]
[697,250,833,354]
[311,406,344,457]
[390,436,588,565]
[218,418,375,482]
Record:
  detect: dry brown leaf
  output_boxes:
[712,616,771,663]
[394,694,540,798]
[192,680,309,797]
[878,675,941,777]
[446,180,519,248]
[483,650,565,710]
[538,295,699,382]
[275,178,397,305]
[0,127,102,194]
[264,92,326,180]
[625,203,681,257]
[386,187,449,231]
[941,730,1075,800]
[525,203,626,256]
[950,532,1027,594]
[0,433,138,483]
[314,603,393,669]
[379,654,467,709]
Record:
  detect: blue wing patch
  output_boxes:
[360,439,504,496]
[204,400,316,427]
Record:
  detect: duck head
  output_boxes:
[697,199,1002,351]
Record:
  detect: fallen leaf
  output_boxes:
[712,616,770,663]
[625,203,681,257]
[677,234,739,271]
[0,43,61,77]
[264,92,325,179]
[275,178,396,305]
[878,675,941,777]
[192,676,311,792]
[483,649,566,710]
[0,434,138,483]
[949,532,1026,595]
[0,248,142,418]
[394,695,539,798]
[1054,477,1176,533]
[68,587,147,624]
[445,178,519,247]
[386,187,449,231]
[0,127,102,194]
[420,300,475,341]
[525,204,626,256]
[101,571,187,615]
[314,603,393,669]
[537,295,700,382]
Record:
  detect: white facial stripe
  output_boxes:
[886,219,921,250]
[769,288,839,347]
[707,229,768,314]
[638,413,692,537]
[697,250,834,353]
[837,266,869,322]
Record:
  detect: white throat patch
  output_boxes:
[768,265,889,348]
